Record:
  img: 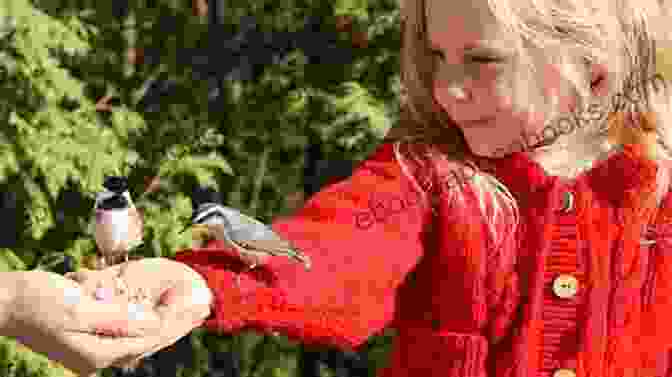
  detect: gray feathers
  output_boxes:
[191,203,312,271]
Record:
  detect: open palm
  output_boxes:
[4,270,170,376]
[64,258,214,368]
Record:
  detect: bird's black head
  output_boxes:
[191,186,223,210]
[103,176,129,194]
[98,194,129,210]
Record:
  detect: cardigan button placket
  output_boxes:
[540,183,585,376]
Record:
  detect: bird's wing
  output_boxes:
[238,238,311,269]
[237,238,297,255]
[219,206,311,269]
[88,190,112,236]
[220,207,288,243]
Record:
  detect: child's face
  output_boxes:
[426,0,584,158]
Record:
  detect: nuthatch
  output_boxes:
[92,176,144,269]
[183,187,311,287]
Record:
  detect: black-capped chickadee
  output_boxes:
[92,176,144,269]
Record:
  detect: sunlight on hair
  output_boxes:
[392,0,672,274]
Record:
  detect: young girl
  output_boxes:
[66,0,672,376]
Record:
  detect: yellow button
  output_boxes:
[552,274,579,298]
[552,369,576,377]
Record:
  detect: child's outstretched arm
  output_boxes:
[170,143,432,350]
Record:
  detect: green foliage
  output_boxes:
[0,0,400,375]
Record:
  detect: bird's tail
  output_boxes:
[288,249,312,270]
[241,239,312,271]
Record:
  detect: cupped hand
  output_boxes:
[5,270,167,376]
[65,258,214,367]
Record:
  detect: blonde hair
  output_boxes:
[388,0,672,254]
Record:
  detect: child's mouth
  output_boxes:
[460,117,495,128]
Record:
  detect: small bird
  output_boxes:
[78,176,150,373]
[92,176,144,269]
[184,187,312,287]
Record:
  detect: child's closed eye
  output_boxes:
[465,55,505,65]
[429,47,505,66]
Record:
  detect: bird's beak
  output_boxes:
[187,224,212,240]
[179,223,205,234]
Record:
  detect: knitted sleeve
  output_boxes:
[171,142,432,350]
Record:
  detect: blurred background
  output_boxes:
[0,0,671,376]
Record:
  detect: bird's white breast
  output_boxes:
[96,209,130,251]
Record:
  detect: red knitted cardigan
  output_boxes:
[172,142,672,377]
[480,143,672,376]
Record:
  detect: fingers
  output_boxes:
[64,259,212,337]
[121,282,210,361]
[61,330,167,372]
[119,312,206,368]
[67,298,164,338]
[120,330,191,367]
[108,305,205,370]
[68,283,201,340]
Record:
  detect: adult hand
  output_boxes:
[65,258,214,367]
[4,270,167,376]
